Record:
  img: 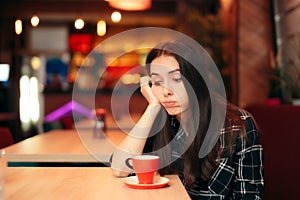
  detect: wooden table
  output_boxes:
[5,167,191,200]
[5,129,127,165]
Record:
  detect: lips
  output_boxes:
[162,101,177,108]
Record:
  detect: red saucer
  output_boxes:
[123,176,169,189]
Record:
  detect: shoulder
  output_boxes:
[221,107,261,150]
[233,108,262,152]
[237,108,257,130]
[227,106,258,134]
[237,108,259,138]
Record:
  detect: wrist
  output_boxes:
[147,103,161,122]
[147,103,161,113]
[135,104,161,129]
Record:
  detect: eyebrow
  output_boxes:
[150,72,159,76]
[150,69,180,76]
[168,69,180,74]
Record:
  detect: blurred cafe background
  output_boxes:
[0,0,300,137]
[1,0,300,139]
[1,0,300,199]
[0,0,238,140]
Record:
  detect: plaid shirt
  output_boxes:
[171,110,264,200]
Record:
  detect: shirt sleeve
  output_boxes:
[232,112,264,199]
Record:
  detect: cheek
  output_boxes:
[151,87,163,99]
[173,87,189,106]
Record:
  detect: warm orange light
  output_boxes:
[31,15,40,27]
[31,56,41,70]
[220,0,233,10]
[106,0,151,11]
[97,20,106,36]
[74,18,85,29]
[111,11,122,23]
[15,19,22,35]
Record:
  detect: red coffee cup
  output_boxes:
[126,155,160,184]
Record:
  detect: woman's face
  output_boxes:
[150,55,190,117]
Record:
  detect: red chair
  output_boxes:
[0,127,14,148]
[245,104,300,200]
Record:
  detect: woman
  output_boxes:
[111,41,264,199]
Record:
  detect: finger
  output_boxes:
[140,76,150,87]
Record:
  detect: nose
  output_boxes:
[163,85,173,97]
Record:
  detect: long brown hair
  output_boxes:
[144,42,246,186]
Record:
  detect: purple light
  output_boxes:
[44,100,93,122]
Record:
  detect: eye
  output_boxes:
[151,76,163,86]
[153,81,162,86]
[173,77,182,83]
[171,73,182,83]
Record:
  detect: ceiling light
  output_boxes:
[97,20,106,36]
[106,0,151,11]
[74,18,85,29]
[111,11,122,23]
[15,19,22,35]
[31,15,40,27]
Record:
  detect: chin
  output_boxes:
[165,108,181,116]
